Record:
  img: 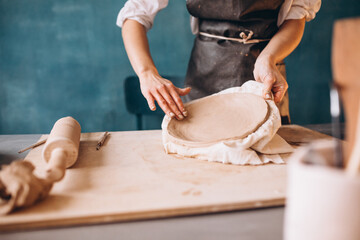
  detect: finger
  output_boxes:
[152,91,175,118]
[262,74,276,100]
[13,184,24,206]
[0,184,20,214]
[158,86,184,120]
[144,93,156,111]
[19,181,30,206]
[175,87,191,96]
[168,87,188,117]
[253,69,261,83]
[272,85,287,103]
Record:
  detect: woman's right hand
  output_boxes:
[122,19,190,120]
[139,71,191,120]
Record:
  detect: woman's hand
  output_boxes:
[122,19,190,120]
[253,18,305,103]
[253,55,288,103]
[139,71,191,120]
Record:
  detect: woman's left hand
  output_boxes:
[252,18,306,103]
[253,55,288,103]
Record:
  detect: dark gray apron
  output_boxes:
[184,0,290,124]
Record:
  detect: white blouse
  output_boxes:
[117,0,321,33]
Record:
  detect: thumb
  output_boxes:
[176,87,191,96]
[262,74,276,100]
[273,89,286,103]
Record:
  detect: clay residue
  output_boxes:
[0,161,53,215]
[182,188,202,196]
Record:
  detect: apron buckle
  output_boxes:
[239,30,254,43]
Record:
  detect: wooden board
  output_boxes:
[0,125,332,231]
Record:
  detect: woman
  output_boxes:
[117,0,321,123]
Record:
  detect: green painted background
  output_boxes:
[0,0,359,134]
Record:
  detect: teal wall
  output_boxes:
[0,0,359,134]
[286,0,360,124]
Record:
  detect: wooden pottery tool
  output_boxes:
[18,139,47,154]
[346,102,360,175]
[0,117,81,214]
[332,17,360,170]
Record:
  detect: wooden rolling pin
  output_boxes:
[42,116,81,182]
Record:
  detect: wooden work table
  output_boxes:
[0,124,339,240]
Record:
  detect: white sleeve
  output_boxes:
[116,0,169,31]
[190,16,199,34]
[278,0,321,26]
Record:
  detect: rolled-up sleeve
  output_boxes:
[278,0,321,26]
[116,0,168,31]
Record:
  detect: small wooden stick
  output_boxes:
[96,132,109,150]
[18,139,47,154]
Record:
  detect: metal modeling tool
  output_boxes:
[96,132,109,150]
[330,84,343,168]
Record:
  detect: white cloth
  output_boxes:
[161,81,294,165]
[116,0,321,32]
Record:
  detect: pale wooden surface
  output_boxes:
[0,125,332,231]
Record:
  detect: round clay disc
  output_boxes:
[167,93,268,143]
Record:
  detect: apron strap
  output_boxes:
[199,31,270,44]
